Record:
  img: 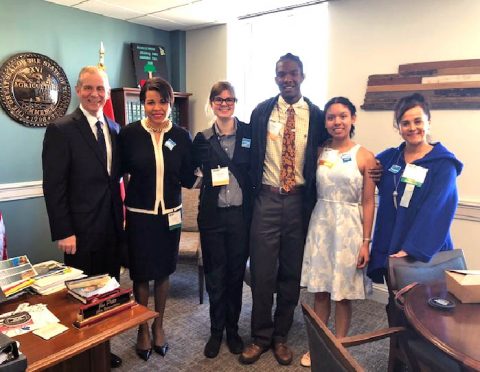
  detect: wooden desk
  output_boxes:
[1,290,157,372]
[403,282,480,371]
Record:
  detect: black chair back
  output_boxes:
[387,249,467,291]
[302,303,363,372]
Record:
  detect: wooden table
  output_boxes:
[403,281,480,371]
[1,290,157,372]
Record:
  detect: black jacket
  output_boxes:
[193,120,252,229]
[119,121,196,214]
[248,95,327,227]
[42,107,123,242]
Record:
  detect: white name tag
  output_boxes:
[319,148,338,168]
[165,139,176,151]
[268,120,283,140]
[168,210,182,230]
[401,163,428,186]
[211,166,230,186]
[400,183,415,208]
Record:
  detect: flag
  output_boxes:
[97,42,126,214]
[0,211,7,260]
[97,41,116,121]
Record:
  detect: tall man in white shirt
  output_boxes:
[240,53,327,366]
[42,66,124,368]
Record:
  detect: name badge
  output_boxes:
[400,183,415,208]
[211,166,229,186]
[168,210,182,230]
[401,163,428,187]
[165,139,176,151]
[341,153,352,163]
[268,121,282,141]
[319,148,338,168]
[388,164,402,174]
[241,138,251,148]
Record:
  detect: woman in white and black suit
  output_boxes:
[119,77,196,361]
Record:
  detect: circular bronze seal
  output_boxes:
[0,52,71,127]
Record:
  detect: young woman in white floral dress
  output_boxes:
[300,97,376,367]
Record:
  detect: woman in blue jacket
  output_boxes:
[368,93,463,283]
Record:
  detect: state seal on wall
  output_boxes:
[0,52,71,127]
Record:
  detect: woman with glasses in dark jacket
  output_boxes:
[193,81,252,359]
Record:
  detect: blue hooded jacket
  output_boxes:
[367,142,463,283]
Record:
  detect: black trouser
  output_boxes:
[249,188,305,347]
[199,206,249,336]
[65,217,121,281]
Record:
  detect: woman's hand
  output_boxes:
[368,159,383,183]
[390,250,408,258]
[357,244,370,269]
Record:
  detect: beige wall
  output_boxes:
[327,0,480,267]
[186,25,228,135]
[327,0,480,202]
[185,0,480,267]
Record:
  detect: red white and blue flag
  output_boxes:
[0,212,7,260]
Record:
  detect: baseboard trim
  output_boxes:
[0,181,43,202]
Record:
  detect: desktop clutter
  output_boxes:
[0,256,135,370]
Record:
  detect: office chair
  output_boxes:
[302,303,405,372]
[386,249,466,372]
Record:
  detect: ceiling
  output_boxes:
[43,0,328,31]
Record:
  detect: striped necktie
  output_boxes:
[95,121,107,165]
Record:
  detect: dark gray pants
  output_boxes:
[249,188,305,347]
[200,207,249,336]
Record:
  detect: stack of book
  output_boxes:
[0,256,37,298]
[65,275,135,328]
[31,261,85,295]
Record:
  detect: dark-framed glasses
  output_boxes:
[213,96,237,105]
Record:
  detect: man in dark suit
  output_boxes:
[42,66,124,368]
[239,53,327,366]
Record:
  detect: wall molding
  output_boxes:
[1,180,480,222]
[0,181,43,202]
[455,200,480,222]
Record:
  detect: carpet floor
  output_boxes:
[111,264,389,371]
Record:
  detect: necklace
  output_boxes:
[392,150,404,210]
[146,121,165,133]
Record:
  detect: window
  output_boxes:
[227,3,329,121]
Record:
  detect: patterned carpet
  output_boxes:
[111,264,389,371]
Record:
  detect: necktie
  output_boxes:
[95,121,107,165]
[280,106,296,192]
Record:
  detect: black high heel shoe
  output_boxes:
[152,325,169,357]
[153,343,169,357]
[136,348,152,361]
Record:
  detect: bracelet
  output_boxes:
[363,238,371,242]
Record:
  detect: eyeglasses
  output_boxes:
[212,97,237,105]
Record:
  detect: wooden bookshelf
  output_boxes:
[110,87,192,129]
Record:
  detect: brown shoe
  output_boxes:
[273,342,293,365]
[238,343,269,364]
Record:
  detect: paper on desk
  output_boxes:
[0,303,60,337]
[33,322,68,340]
